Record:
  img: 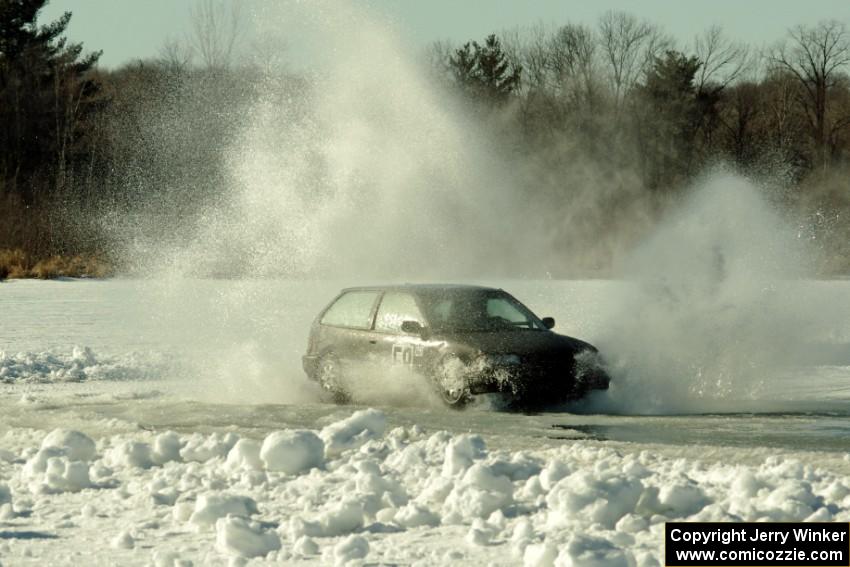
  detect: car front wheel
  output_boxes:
[317,354,350,404]
[432,355,471,408]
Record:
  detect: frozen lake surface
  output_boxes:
[3,279,850,453]
[2,279,850,565]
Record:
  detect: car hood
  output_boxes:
[435,330,596,357]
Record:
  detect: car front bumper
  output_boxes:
[467,360,610,401]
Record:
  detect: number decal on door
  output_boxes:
[392,344,421,366]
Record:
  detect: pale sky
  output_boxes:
[41,0,850,69]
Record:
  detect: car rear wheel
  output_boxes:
[433,355,470,408]
[317,354,350,404]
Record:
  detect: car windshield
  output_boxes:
[418,290,546,332]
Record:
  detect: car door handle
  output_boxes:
[369,340,377,344]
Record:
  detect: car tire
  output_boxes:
[317,354,350,404]
[432,355,471,408]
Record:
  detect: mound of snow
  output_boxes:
[24,451,91,494]
[443,434,486,476]
[293,535,319,557]
[316,497,366,537]
[23,447,66,478]
[523,542,557,567]
[657,479,709,517]
[106,440,154,469]
[546,469,644,529]
[215,515,281,558]
[260,430,324,474]
[225,439,263,471]
[111,530,135,550]
[152,431,183,465]
[320,408,387,456]
[443,462,514,522]
[394,502,440,528]
[180,432,239,462]
[189,493,259,529]
[333,534,369,565]
[557,534,631,567]
[41,429,96,461]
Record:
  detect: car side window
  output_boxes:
[487,297,530,324]
[430,299,452,326]
[375,292,425,333]
[321,291,379,329]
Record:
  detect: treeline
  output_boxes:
[0,0,292,269]
[430,17,850,272]
[1,2,849,275]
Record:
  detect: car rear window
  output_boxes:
[375,292,425,333]
[321,291,379,329]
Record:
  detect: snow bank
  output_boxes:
[0,347,167,383]
[23,450,91,493]
[215,515,281,558]
[332,534,370,564]
[225,439,263,471]
[111,530,135,550]
[106,440,154,469]
[4,407,850,565]
[40,429,96,461]
[180,431,238,462]
[320,408,387,456]
[260,430,324,474]
[21,430,97,493]
[189,494,259,529]
[152,431,182,464]
[443,433,486,476]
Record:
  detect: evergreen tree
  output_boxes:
[636,50,703,189]
[449,34,522,104]
[0,0,102,203]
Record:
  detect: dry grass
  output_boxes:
[0,249,112,280]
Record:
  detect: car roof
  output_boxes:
[340,283,501,294]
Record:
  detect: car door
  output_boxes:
[371,292,431,373]
[318,290,381,373]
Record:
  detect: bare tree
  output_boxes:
[500,24,553,97]
[248,32,288,76]
[718,81,762,165]
[763,70,806,160]
[598,11,670,110]
[188,0,246,70]
[424,40,457,83]
[694,25,750,92]
[548,23,598,106]
[158,37,194,73]
[769,20,850,169]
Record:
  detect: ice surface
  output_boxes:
[2,279,850,564]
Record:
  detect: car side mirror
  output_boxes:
[400,320,424,335]
[541,317,555,330]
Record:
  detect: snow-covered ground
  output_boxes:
[2,279,850,566]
